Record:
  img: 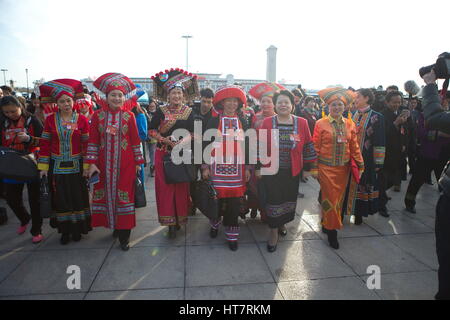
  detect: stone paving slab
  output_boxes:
[361,271,438,300]
[259,240,356,282]
[301,214,380,239]
[37,226,115,251]
[130,219,186,247]
[0,248,110,296]
[333,236,432,275]
[363,211,433,235]
[186,244,273,287]
[91,246,185,292]
[246,218,320,242]
[385,234,438,270]
[277,276,380,300]
[0,250,33,283]
[185,283,284,300]
[85,288,184,300]
[186,219,255,245]
[0,220,55,253]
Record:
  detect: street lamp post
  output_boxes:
[181,35,192,71]
[1,69,7,85]
[26,68,29,95]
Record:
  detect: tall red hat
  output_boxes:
[213,85,247,108]
[38,79,84,103]
[249,82,286,101]
[93,73,137,111]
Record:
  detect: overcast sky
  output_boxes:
[0,0,448,91]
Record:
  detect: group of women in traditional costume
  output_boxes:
[1,68,382,253]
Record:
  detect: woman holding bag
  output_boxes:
[313,87,364,249]
[86,73,145,251]
[0,95,43,243]
[37,79,92,244]
[149,68,198,239]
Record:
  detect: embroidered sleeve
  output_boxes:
[37,117,52,171]
[80,116,90,169]
[128,112,145,165]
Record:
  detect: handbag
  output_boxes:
[163,151,196,184]
[39,175,53,218]
[134,173,147,208]
[350,157,361,184]
[0,146,39,182]
[193,180,219,220]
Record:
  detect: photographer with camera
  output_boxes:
[420,52,450,300]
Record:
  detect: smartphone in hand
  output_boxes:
[89,172,100,185]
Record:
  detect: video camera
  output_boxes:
[419,52,450,79]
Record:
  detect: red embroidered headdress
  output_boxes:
[213,85,247,110]
[38,79,84,103]
[93,73,137,111]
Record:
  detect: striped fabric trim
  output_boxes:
[87,143,99,161]
[374,146,386,165]
[81,133,89,142]
[225,226,240,241]
[39,155,50,164]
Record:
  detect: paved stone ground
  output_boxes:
[0,169,440,300]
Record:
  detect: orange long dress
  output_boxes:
[312,115,364,230]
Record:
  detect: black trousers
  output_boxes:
[435,193,450,300]
[379,169,396,210]
[405,156,447,207]
[5,181,42,236]
[219,197,240,227]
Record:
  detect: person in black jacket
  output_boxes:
[0,96,43,243]
[379,91,409,217]
[422,70,450,300]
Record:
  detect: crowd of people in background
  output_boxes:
[0,69,449,297]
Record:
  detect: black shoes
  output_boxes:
[189,207,197,216]
[72,233,81,242]
[298,192,305,198]
[250,209,258,219]
[354,215,363,225]
[379,208,390,218]
[405,205,416,214]
[326,229,339,249]
[228,241,238,251]
[210,227,218,238]
[120,242,130,251]
[168,226,177,239]
[60,233,71,245]
[267,243,277,252]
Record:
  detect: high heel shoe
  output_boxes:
[267,243,277,253]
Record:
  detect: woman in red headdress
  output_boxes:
[313,87,364,249]
[201,85,251,251]
[38,79,92,244]
[86,73,145,251]
[149,68,198,239]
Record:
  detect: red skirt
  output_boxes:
[154,149,190,226]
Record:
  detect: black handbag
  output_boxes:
[163,151,196,184]
[134,174,147,208]
[39,175,53,218]
[0,146,39,182]
[193,180,219,220]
